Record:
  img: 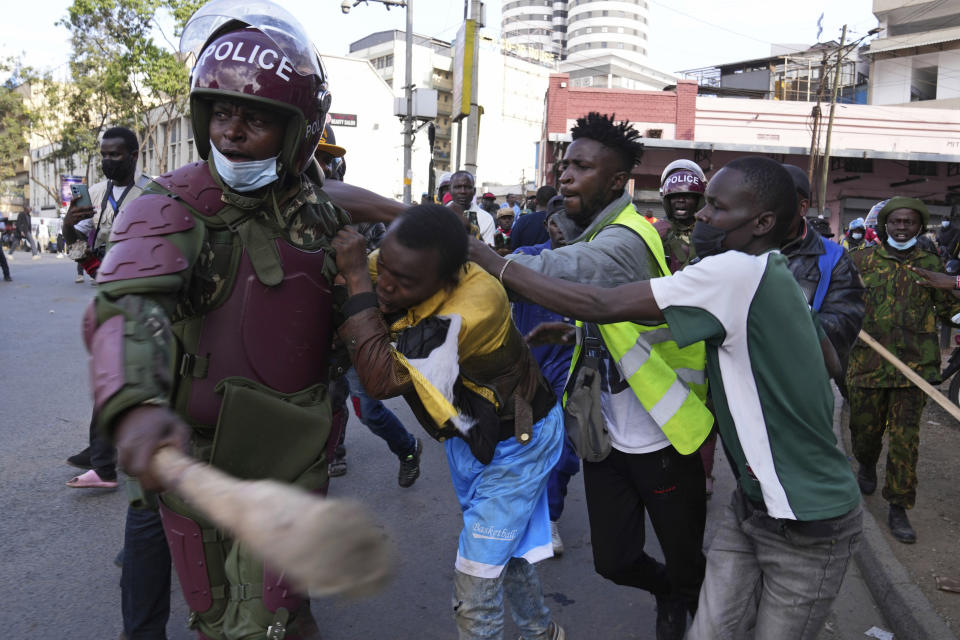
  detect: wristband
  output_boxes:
[498,259,512,283]
[79,254,101,278]
[342,291,379,318]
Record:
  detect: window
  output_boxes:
[830,157,873,173]
[908,160,937,176]
[910,65,937,102]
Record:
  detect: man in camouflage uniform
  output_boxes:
[847,197,960,544]
[653,159,705,273]
[80,3,395,638]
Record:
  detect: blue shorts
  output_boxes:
[445,402,564,578]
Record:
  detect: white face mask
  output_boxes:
[886,234,918,251]
[209,141,279,193]
[851,232,863,240]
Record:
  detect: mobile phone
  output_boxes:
[70,183,92,208]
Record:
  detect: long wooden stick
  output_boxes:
[151,447,393,597]
[858,329,960,422]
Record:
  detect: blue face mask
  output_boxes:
[209,142,279,193]
[886,234,917,251]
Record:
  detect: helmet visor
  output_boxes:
[180,0,322,78]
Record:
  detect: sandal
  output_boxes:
[66,469,119,489]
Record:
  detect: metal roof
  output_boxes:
[864,26,960,55]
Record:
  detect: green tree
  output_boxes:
[0,73,31,198]
[58,0,204,175]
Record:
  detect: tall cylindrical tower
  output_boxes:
[501,0,560,57]
[565,0,649,68]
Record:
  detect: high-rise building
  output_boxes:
[502,0,675,90]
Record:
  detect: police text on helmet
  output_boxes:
[198,39,295,82]
[665,173,701,188]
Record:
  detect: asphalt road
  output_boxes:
[0,254,889,639]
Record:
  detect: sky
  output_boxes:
[2,0,878,80]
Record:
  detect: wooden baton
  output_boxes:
[150,447,393,597]
[857,329,960,423]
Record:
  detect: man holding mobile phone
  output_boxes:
[62,126,150,280]
[63,128,149,492]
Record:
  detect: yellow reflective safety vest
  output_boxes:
[565,202,713,455]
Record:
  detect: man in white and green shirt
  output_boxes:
[469,156,862,640]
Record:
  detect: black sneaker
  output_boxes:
[654,595,688,640]
[398,438,423,488]
[888,504,917,544]
[857,464,877,495]
[329,455,348,478]
[67,447,92,470]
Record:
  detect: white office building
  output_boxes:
[502,0,675,90]
[348,30,550,193]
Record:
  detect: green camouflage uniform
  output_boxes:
[91,168,349,640]
[846,243,959,509]
[654,220,696,273]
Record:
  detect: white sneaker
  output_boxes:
[75,275,84,283]
[550,520,564,557]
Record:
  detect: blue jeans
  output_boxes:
[121,505,172,639]
[687,487,862,640]
[453,558,552,640]
[345,367,416,459]
[546,436,580,521]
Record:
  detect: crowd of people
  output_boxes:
[56,1,960,639]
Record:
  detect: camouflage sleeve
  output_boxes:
[85,195,207,439]
[817,250,865,362]
[935,285,960,324]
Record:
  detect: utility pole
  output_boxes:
[807,52,828,194]
[403,0,414,204]
[464,0,482,177]
[819,23,846,221]
[341,0,412,203]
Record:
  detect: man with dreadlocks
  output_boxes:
[471,113,712,640]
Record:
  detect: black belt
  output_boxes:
[497,380,557,443]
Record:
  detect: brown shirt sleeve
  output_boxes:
[337,307,413,399]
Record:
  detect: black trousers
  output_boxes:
[88,414,117,479]
[583,445,707,613]
[0,248,8,278]
[122,505,171,639]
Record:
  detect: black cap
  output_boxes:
[545,194,565,219]
[782,164,810,200]
[807,216,833,237]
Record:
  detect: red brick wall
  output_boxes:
[544,74,698,140]
[674,80,697,140]
[541,75,699,183]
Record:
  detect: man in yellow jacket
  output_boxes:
[471,113,712,640]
